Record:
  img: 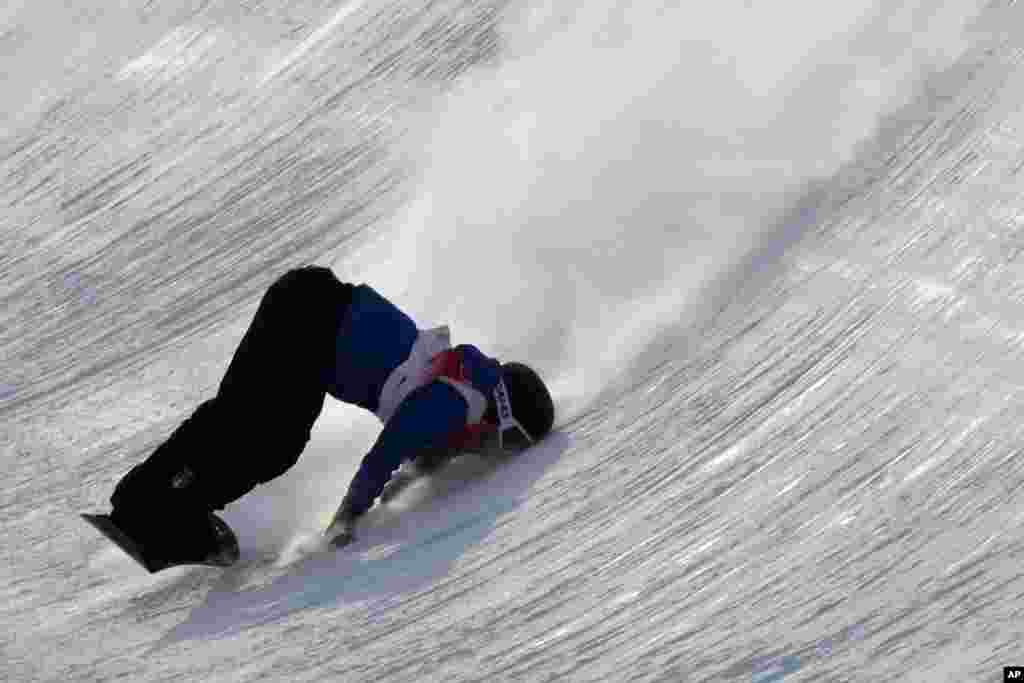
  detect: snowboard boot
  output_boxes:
[109,504,239,568]
[109,462,239,568]
[197,512,240,566]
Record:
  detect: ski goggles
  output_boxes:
[492,376,535,451]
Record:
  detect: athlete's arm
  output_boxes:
[343,381,469,515]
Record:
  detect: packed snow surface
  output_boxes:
[3,0,1024,681]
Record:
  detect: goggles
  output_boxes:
[492,377,535,451]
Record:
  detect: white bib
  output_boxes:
[374,325,488,425]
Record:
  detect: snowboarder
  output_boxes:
[96,266,555,568]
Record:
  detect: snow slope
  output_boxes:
[3,0,1024,680]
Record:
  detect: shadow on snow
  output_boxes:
[149,432,570,650]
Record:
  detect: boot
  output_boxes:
[108,504,237,568]
[201,512,241,565]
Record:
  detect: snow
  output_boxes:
[3,0,1024,681]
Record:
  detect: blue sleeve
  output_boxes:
[345,381,468,515]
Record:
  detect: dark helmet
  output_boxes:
[500,362,555,442]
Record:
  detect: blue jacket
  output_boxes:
[329,285,502,514]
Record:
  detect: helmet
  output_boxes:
[499,362,555,444]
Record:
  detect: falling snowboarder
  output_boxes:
[82,266,555,573]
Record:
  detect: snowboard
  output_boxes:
[81,513,240,574]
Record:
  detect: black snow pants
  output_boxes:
[110,266,353,520]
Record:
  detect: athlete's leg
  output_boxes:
[109,267,352,555]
